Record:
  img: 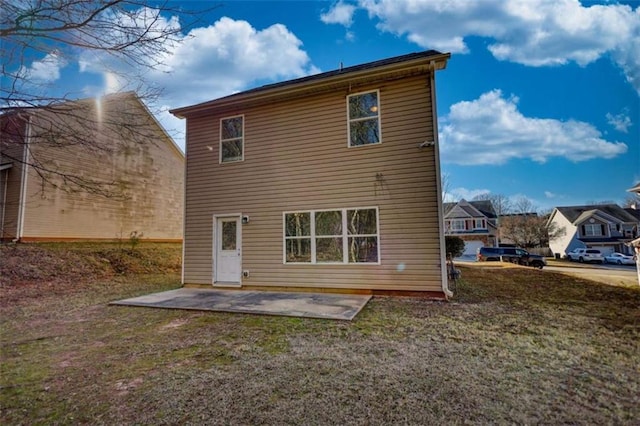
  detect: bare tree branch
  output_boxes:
[1,0,216,196]
[472,193,513,217]
[499,214,565,248]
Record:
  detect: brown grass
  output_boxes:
[1,244,639,424]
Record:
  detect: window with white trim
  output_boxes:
[220,115,243,163]
[284,208,379,264]
[450,219,465,231]
[584,223,603,236]
[348,90,381,147]
[474,219,485,229]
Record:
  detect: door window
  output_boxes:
[222,221,237,250]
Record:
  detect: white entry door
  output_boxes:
[215,216,241,284]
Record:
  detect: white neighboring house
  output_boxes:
[629,236,640,287]
[548,204,639,258]
[443,199,498,256]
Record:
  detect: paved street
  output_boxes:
[541,262,637,287]
[456,257,638,287]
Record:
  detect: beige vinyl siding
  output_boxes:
[19,95,184,241]
[183,73,443,291]
[0,117,27,240]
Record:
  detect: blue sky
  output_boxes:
[8,0,640,210]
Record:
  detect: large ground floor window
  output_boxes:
[284,207,379,264]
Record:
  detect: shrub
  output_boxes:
[445,236,465,258]
[129,230,144,250]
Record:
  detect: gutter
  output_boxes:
[181,122,188,286]
[171,53,451,118]
[0,164,10,237]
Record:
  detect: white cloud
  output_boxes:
[321,1,357,26]
[152,17,319,149]
[154,17,318,105]
[76,13,318,150]
[439,89,628,165]
[345,30,355,41]
[606,111,632,133]
[346,0,640,94]
[22,51,67,82]
[544,191,557,199]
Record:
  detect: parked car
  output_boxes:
[477,247,547,269]
[603,252,636,265]
[566,248,603,263]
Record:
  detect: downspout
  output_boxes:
[16,115,32,242]
[181,122,188,286]
[429,61,453,298]
[1,169,7,238]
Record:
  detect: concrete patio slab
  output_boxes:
[110,288,371,320]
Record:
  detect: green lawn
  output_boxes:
[1,244,639,424]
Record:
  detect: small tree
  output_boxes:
[441,172,452,203]
[129,230,144,250]
[499,215,565,248]
[445,236,465,258]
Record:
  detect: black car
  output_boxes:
[477,247,547,269]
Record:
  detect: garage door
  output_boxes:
[463,241,484,256]
[590,246,614,256]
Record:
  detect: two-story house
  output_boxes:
[170,50,452,298]
[548,204,639,257]
[0,92,184,242]
[442,199,498,255]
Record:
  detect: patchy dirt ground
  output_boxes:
[0,242,181,306]
[1,244,639,425]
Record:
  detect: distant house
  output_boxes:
[0,92,184,242]
[547,204,639,257]
[443,199,498,255]
[171,50,452,298]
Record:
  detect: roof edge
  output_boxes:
[170,50,450,118]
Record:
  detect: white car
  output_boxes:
[603,252,636,265]
[567,248,603,263]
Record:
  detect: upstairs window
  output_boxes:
[220,115,244,163]
[348,90,381,147]
[584,223,603,237]
[450,220,465,231]
[284,208,379,264]
[474,219,485,229]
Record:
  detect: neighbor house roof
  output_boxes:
[468,200,497,219]
[624,208,640,221]
[170,50,450,118]
[627,182,640,193]
[555,204,638,224]
[1,92,184,159]
[500,212,538,218]
[443,199,497,219]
